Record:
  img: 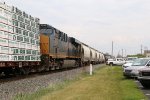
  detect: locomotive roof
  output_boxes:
[40,24,103,54]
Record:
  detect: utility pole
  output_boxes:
[122,49,123,57]
[141,45,143,55]
[112,41,114,57]
[125,49,126,57]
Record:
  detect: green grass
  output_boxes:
[14,78,81,100]
[14,66,147,100]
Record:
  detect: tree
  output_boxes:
[127,54,146,58]
[117,54,122,58]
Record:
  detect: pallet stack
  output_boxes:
[0,2,41,61]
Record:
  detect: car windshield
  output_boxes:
[132,59,149,66]
[127,59,137,63]
[108,59,113,61]
[127,58,137,61]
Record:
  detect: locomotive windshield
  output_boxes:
[40,24,54,36]
[40,29,53,35]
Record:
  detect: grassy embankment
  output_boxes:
[15,66,147,100]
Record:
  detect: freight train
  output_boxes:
[40,24,105,70]
[0,24,105,75]
[0,2,105,75]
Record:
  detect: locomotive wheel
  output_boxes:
[51,66,55,70]
[3,68,13,76]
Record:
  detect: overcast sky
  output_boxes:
[2,0,150,56]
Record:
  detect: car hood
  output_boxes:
[125,61,133,63]
[125,66,146,70]
[124,63,132,66]
[139,67,150,72]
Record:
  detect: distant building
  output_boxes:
[144,50,150,57]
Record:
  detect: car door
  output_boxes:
[116,58,123,65]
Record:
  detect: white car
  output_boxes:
[123,58,150,78]
[122,62,133,68]
[122,58,138,68]
[125,57,138,63]
[106,58,126,66]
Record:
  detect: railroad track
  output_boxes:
[0,66,84,83]
[0,64,103,100]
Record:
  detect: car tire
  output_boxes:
[140,80,150,88]
[109,63,113,66]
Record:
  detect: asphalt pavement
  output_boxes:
[135,80,150,99]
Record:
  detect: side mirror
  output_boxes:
[147,64,150,66]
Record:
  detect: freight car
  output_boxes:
[0,2,41,75]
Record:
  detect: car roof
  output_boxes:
[127,57,138,58]
[138,58,150,61]
[139,58,150,59]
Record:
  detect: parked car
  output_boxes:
[138,67,150,88]
[122,62,133,68]
[106,58,126,66]
[123,58,150,78]
[122,58,138,68]
[125,57,138,63]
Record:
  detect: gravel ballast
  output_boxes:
[0,64,103,100]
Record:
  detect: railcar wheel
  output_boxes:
[140,81,150,88]
[44,66,50,71]
[4,71,10,76]
[20,67,30,75]
[75,61,80,67]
